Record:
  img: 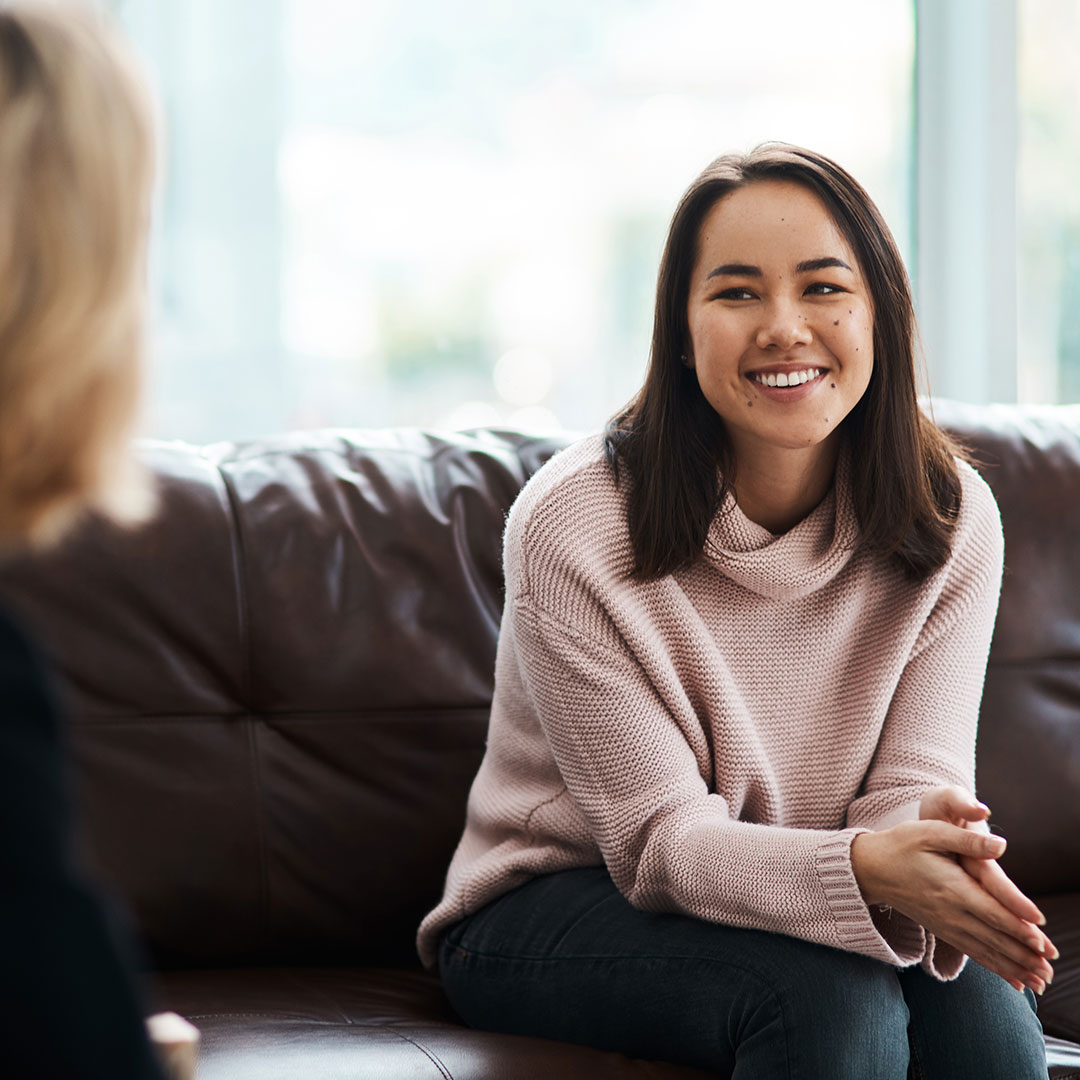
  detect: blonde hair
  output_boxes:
[0,0,156,550]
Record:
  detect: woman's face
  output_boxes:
[685,179,874,462]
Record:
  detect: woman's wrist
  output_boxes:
[850,831,889,907]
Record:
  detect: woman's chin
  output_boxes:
[729,422,842,457]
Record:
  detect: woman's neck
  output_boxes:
[728,436,841,535]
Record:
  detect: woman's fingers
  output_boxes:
[934,798,1059,956]
[942,862,1052,965]
[919,785,990,827]
[959,855,1055,952]
[965,902,1054,982]
[961,854,1043,923]
[920,818,1005,859]
[941,925,1048,994]
[928,861,1056,986]
[957,922,1052,992]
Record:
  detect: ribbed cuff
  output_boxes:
[869,904,928,966]
[815,828,926,965]
[921,933,968,981]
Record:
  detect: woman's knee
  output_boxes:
[742,944,909,1080]
[439,884,913,1078]
[902,961,1046,1080]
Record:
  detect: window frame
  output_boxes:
[914,0,1018,403]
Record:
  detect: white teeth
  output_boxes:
[752,368,822,387]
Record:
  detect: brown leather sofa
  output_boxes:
[1,400,1077,1079]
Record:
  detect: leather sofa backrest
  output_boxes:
[1,408,1077,968]
[932,400,1080,896]
[0,429,567,967]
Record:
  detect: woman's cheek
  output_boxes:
[827,309,872,366]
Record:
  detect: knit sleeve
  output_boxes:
[844,462,1005,980]
[508,595,927,967]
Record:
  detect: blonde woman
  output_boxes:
[0,3,163,1076]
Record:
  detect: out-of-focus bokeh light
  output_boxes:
[117,0,915,441]
[493,347,553,408]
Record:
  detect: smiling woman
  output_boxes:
[603,146,970,583]
[684,181,874,532]
[421,144,1052,1079]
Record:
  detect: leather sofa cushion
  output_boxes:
[155,967,714,1080]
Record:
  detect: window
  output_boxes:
[1018,0,1080,403]
[115,0,914,441]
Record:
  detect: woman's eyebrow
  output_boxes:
[705,256,852,281]
[705,263,761,280]
[795,256,852,272]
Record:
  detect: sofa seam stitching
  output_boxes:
[381,1027,453,1080]
[214,461,271,951]
[71,704,496,723]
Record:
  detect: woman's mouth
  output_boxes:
[748,367,827,388]
[744,367,829,402]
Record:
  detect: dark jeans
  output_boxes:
[439,867,1047,1079]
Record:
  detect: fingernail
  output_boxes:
[976,801,990,812]
[1049,946,1060,961]
[1030,938,1044,954]
[986,836,1006,856]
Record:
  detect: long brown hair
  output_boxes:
[605,143,965,582]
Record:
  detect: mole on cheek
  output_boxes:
[830,383,836,388]
[833,320,839,326]
[745,399,753,407]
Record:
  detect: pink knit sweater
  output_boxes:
[417,435,1004,979]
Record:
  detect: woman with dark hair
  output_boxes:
[418,144,1052,1077]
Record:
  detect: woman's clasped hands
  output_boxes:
[850,785,1058,995]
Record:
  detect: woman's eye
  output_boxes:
[806,282,845,296]
[715,287,756,301]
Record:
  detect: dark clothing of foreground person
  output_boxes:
[0,607,163,1079]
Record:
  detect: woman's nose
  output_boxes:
[754,301,813,351]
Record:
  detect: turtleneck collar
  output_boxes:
[703,447,859,600]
